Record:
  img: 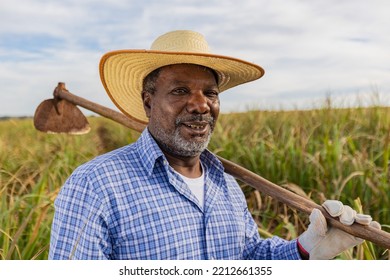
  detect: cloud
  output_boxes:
[0,0,389,117]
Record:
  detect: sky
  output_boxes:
[1,0,389,117]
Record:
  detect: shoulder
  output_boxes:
[72,144,139,179]
[61,129,162,197]
[71,129,162,183]
[58,143,139,197]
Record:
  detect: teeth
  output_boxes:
[187,124,204,129]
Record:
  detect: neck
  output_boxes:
[163,151,202,178]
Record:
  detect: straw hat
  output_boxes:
[99,30,265,124]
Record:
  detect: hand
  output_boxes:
[297,200,381,260]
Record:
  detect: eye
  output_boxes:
[171,87,189,95]
[205,90,219,99]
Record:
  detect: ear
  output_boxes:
[142,91,152,118]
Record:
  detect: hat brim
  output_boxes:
[100,50,265,124]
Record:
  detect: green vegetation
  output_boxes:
[0,106,389,259]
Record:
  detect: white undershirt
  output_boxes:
[175,169,205,208]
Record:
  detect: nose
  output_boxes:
[186,90,210,114]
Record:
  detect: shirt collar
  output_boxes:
[136,128,165,175]
[135,128,225,177]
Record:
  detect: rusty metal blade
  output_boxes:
[34,98,90,134]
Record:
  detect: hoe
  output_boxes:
[34,82,390,250]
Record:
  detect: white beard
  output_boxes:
[150,115,215,157]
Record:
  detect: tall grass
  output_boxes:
[210,106,390,259]
[0,105,389,259]
[0,117,139,259]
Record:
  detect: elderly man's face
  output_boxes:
[143,64,220,157]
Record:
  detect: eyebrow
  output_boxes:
[170,78,219,88]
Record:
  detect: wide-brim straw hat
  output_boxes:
[99,30,265,124]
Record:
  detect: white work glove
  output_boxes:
[298,200,381,260]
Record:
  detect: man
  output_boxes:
[49,30,380,260]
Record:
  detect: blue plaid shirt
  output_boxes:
[49,129,301,260]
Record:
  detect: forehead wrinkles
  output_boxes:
[170,78,218,89]
[158,64,219,87]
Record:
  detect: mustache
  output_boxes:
[175,114,215,125]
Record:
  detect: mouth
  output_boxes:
[176,114,215,139]
[182,121,209,134]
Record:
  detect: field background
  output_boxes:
[1,105,389,260]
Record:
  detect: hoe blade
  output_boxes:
[34,98,90,134]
